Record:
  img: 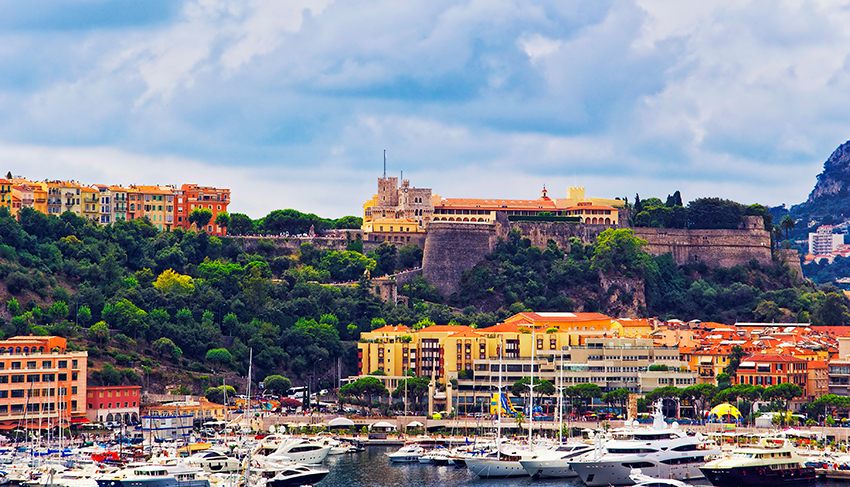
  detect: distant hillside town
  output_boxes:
[0,178,229,235]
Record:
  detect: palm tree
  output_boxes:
[780,215,795,240]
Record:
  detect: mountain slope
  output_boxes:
[792,139,850,219]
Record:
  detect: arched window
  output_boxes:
[23,347,29,355]
[15,347,21,354]
[605,218,611,225]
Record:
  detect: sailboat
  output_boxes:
[466,334,538,478]
[520,348,594,477]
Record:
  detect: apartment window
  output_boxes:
[42,360,51,368]
[0,391,7,398]
[10,405,22,413]
[26,361,36,369]
[71,360,78,369]
[11,375,23,383]
[108,403,112,408]
[72,400,77,411]
[11,390,24,398]
[72,372,78,380]
[42,374,54,382]
[27,374,40,383]
[0,363,4,370]
[71,386,77,394]
[0,405,7,414]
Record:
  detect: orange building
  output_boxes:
[86,385,141,424]
[734,354,807,388]
[0,336,88,428]
[131,185,175,231]
[173,184,230,235]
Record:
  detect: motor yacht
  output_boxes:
[570,404,721,486]
[386,444,425,463]
[699,438,815,486]
[180,451,240,474]
[265,464,329,487]
[95,462,210,487]
[519,443,594,478]
[264,438,330,465]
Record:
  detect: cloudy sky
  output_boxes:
[1,0,849,218]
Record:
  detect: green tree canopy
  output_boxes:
[263,375,292,396]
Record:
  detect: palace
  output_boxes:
[361,176,624,239]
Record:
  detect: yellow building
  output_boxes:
[503,312,619,339]
[0,179,11,210]
[557,187,626,209]
[80,186,99,222]
[361,218,423,234]
[613,318,653,337]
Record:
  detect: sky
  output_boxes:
[1,0,850,218]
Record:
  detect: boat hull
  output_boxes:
[699,466,816,486]
[519,458,579,478]
[267,471,329,487]
[465,458,528,478]
[572,460,707,486]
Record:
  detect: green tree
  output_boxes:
[687,198,744,229]
[753,301,781,323]
[188,208,214,230]
[205,385,237,404]
[511,377,555,398]
[87,321,110,344]
[724,345,747,376]
[228,213,255,235]
[338,376,388,411]
[152,337,183,360]
[263,375,292,396]
[153,269,195,295]
[813,292,850,325]
[77,305,91,326]
[780,215,796,240]
[205,348,233,367]
[591,229,652,275]
[214,212,231,230]
[601,388,631,413]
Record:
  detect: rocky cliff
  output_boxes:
[792,139,850,218]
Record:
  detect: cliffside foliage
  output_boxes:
[631,193,773,233]
[0,207,432,394]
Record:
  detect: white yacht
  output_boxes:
[181,451,240,474]
[387,444,425,463]
[95,463,210,487]
[264,438,331,465]
[465,440,540,478]
[699,438,815,486]
[519,443,594,478]
[570,404,721,486]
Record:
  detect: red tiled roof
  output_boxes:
[743,354,806,362]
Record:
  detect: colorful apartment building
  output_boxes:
[10,185,34,216]
[734,354,808,388]
[108,186,128,222]
[0,336,87,428]
[80,186,99,222]
[0,179,11,210]
[173,184,230,235]
[86,385,141,424]
[132,186,175,231]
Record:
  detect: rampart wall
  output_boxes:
[630,228,772,268]
[422,222,497,297]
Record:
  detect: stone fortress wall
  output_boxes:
[422,214,777,297]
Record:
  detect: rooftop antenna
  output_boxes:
[383,150,387,178]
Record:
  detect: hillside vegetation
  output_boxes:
[0,205,843,397]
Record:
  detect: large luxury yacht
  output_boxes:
[570,404,721,486]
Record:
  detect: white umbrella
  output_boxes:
[406,421,424,427]
[328,417,355,427]
[372,421,396,429]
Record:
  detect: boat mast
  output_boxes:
[244,348,253,486]
[528,326,534,447]
[497,336,503,460]
[558,348,564,445]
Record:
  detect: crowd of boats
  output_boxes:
[385,402,845,486]
[0,433,364,487]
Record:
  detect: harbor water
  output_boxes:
[319,445,850,487]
